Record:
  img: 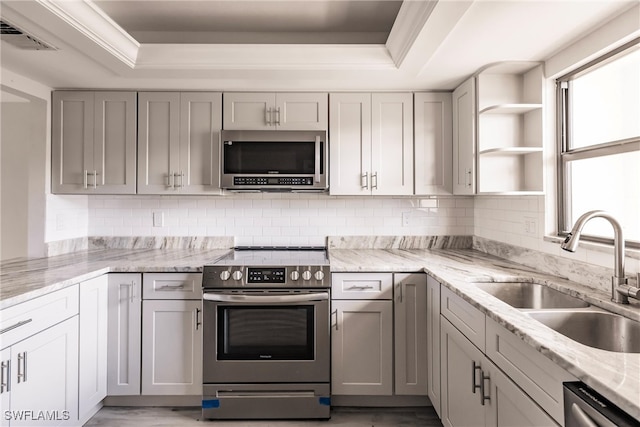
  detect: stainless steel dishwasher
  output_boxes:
[564,382,639,426]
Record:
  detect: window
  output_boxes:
[557,38,640,247]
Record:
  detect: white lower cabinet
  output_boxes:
[440,318,557,427]
[2,317,79,427]
[107,273,142,396]
[331,272,427,397]
[141,272,202,397]
[141,299,202,395]
[79,275,108,420]
[1,286,79,427]
[426,275,441,415]
[331,299,393,395]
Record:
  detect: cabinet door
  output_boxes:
[141,300,202,395]
[223,92,275,130]
[275,93,328,130]
[93,91,137,194]
[107,273,141,396]
[415,92,453,195]
[331,299,393,396]
[79,275,108,417]
[137,92,181,194]
[452,77,476,195]
[178,92,222,194]
[328,93,372,195]
[440,317,485,427]
[371,93,414,195]
[10,317,79,426]
[0,348,10,427]
[51,91,94,193]
[485,363,558,427]
[394,273,428,396]
[426,275,442,415]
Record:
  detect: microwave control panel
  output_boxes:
[233,177,314,186]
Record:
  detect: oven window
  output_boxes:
[223,141,323,174]
[218,305,314,360]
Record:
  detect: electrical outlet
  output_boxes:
[402,211,411,227]
[153,211,164,227]
[524,217,537,235]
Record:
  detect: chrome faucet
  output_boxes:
[561,210,640,304]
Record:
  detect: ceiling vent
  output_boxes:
[0,19,56,50]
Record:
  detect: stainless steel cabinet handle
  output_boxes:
[93,170,98,189]
[128,281,137,304]
[397,283,404,303]
[195,308,201,330]
[332,309,338,331]
[17,352,27,383]
[84,170,88,189]
[168,171,175,189]
[1,360,9,393]
[465,168,472,188]
[0,318,32,335]
[371,172,378,190]
[361,172,369,189]
[480,371,490,406]
[348,285,374,290]
[275,107,281,125]
[159,284,186,290]
[472,361,481,394]
[174,171,184,188]
[265,107,271,125]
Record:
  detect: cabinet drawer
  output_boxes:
[143,273,202,300]
[440,286,485,351]
[1,284,79,349]
[486,317,576,424]
[331,273,393,300]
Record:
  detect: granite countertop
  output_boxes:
[330,248,640,420]
[1,245,639,419]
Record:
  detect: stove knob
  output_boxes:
[290,271,300,281]
[314,270,325,281]
[219,270,231,281]
[302,270,312,281]
[232,270,243,281]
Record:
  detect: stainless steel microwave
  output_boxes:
[220,130,327,192]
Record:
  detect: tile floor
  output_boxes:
[85,406,443,426]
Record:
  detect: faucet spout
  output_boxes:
[561,210,630,304]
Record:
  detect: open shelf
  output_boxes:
[479,147,543,156]
[479,104,542,115]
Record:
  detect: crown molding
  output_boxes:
[386,0,438,68]
[36,0,139,68]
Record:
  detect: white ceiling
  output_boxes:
[0,0,637,91]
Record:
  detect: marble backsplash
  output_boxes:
[327,235,473,250]
[46,236,234,256]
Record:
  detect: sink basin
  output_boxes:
[528,311,640,353]
[474,282,590,309]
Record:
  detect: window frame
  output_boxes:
[556,37,640,249]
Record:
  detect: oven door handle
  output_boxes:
[203,292,329,304]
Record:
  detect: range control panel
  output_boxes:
[203,265,330,289]
[248,268,286,283]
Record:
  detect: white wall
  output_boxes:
[87,194,474,247]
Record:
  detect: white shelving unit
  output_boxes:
[476,62,544,194]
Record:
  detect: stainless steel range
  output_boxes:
[201,246,331,420]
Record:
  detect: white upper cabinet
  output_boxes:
[52,91,137,194]
[452,78,476,195]
[223,92,328,130]
[329,92,413,196]
[137,92,223,194]
[414,92,453,195]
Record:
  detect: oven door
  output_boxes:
[202,291,330,384]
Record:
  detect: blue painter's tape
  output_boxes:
[202,399,220,409]
[319,397,331,406]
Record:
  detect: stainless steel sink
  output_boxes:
[528,311,640,353]
[474,282,590,309]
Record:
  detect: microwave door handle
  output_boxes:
[203,292,329,304]
[314,135,321,183]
